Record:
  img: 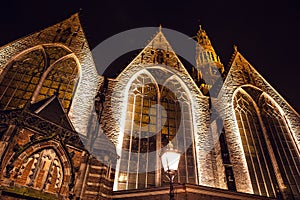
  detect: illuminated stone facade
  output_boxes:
[0,13,100,136]
[0,14,299,200]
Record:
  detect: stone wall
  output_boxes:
[0,13,100,137]
[218,50,300,194]
[99,30,218,188]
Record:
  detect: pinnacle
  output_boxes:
[233,45,238,52]
[159,24,162,32]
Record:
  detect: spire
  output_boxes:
[194,24,225,95]
[196,25,212,47]
[195,24,222,67]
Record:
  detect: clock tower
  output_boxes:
[194,25,224,95]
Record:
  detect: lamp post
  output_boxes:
[161,142,181,200]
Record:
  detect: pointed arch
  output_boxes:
[7,140,73,196]
[0,47,46,109]
[232,85,300,198]
[233,88,278,197]
[32,53,80,111]
[0,44,80,112]
[161,75,198,185]
[259,93,300,198]
[116,70,159,190]
[114,67,199,191]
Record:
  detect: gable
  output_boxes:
[0,13,101,136]
[29,95,75,131]
[116,30,199,89]
[219,50,300,148]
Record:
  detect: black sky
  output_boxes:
[0,0,299,113]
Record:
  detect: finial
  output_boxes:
[197,24,206,37]
[74,8,82,17]
[233,45,238,52]
[199,24,202,31]
[159,24,162,32]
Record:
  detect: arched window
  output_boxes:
[118,73,158,190]
[14,149,63,194]
[0,49,45,109]
[0,45,79,111]
[260,96,300,198]
[161,78,197,184]
[233,89,278,197]
[35,56,78,110]
[116,69,197,191]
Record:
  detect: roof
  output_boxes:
[29,95,75,131]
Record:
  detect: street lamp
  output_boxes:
[161,142,181,200]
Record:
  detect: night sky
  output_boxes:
[0,1,299,113]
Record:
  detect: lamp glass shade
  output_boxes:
[161,150,181,172]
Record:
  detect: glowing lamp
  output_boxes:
[161,142,181,200]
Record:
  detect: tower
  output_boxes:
[194,25,224,95]
[0,14,299,200]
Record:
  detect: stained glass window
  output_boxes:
[0,49,45,109]
[260,96,300,198]
[0,45,79,112]
[234,90,278,197]
[116,70,197,191]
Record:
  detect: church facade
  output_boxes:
[0,13,299,200]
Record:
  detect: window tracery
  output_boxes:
[116,70,197,191]
[260,96,300,198]
[13,149,63,194]
[161,78,197,184]
[234,90,278,197]
[0,49,45,109]
[0,45,79,111]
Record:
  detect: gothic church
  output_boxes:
[0,13,299,200]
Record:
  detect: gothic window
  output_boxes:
[118,73,158,190]
[0,49,45,109]
[0,45,79,111]
[161,78,197,185]
[13,149,63,194]
[35,57,78,110]
[116,70,197,191]
[234,90,279,197]
[260,96,300,198]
